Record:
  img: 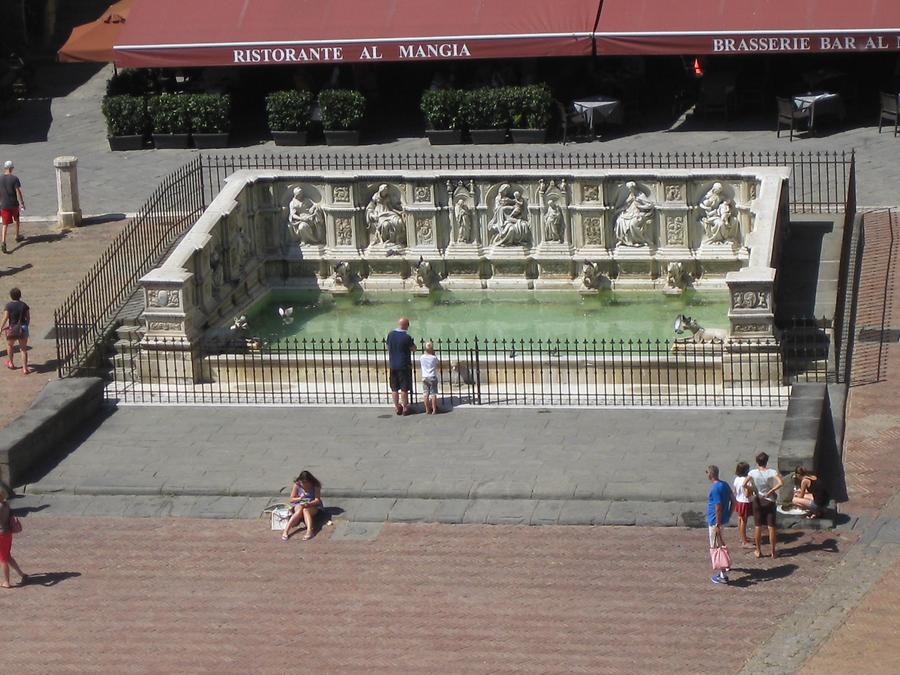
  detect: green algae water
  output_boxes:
[243,290,730,344]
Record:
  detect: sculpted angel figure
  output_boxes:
[699,182,740,245]
[366,184,405,246]
[287,186,325,246]
[614,181,655,247]
[454,197,474,243]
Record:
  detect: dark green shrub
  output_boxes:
[265,90,313,131]
[318,89,366,131]
[147,93,191,134]
[187,93,231,133]
[106,69,161,97]
[505,84,553,129]
[420,89,466,130]
[101,95,147,136]
[462,87,510,129]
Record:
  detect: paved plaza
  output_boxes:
[1,58,899,673]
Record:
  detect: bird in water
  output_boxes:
[278,306,294,325]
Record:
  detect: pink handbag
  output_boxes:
[709,532,731,571]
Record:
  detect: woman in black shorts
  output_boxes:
[1,287,30,375]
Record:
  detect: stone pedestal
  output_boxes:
[54,155,82,228]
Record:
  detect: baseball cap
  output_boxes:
[3,161,12,169]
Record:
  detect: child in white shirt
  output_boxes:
[419,341,440,415]
[731,461,753,546]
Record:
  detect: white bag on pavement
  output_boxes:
[268,505,292,530]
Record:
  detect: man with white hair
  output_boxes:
[0,160,25,254]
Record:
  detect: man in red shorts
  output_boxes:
[0,160,25,254]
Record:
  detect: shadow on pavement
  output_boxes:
[728,564,799,587]
[11,503,50,515]
[82,213,128,226]
[0,98,52,144]
[18,232,69,247]
[23,571,81,587]
[0,262,32,277]
[776,538,841,558]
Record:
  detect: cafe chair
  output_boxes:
[557,100,590,144]
[878,92,899,137]
[776,97,811,142]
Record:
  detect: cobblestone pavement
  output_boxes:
[0,62,893,220]
[4,518,848,674]
[0,217,126,428]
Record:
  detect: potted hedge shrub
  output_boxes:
[420,89,465,145]
[319,89,366,145]
[188,93,231,149]
[148,93,191,148]
[464,87,509,144]
[265,90,312,146]
[508,84,553,144]
[101,94,147,151]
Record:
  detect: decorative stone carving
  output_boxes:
[332,185,351,203]
[749,182,758,201]
[539,179,566,243]
[614,181,655,247]
[335,218,353,246]
[664,262,692,291]
[582,217,604,246]
[581,260,609,290]
[731,290,769,310]
[699,182,740,246]
[414,185,431,202]
[286,186,325,246]
[147,320,183,332]
[733,323,769,333]
[332,261,356,289]
[415,218,434,245]
[230,223,252,274]
[582,184,600,202]
[665,216,685,246]
[366,183,406,247]
[664,184,683,202]
[674,314,727,343]
[210,249,224,289]
[488,183,530,247]
[147,289,180,308]
[415,257,442,290]
[448,180,477,245]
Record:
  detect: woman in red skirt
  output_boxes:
[731,462,754,546]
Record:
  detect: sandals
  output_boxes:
[5,360,14,370]
[281,533,289,541]
[302,533,314,540]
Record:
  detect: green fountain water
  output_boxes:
[242,290,730,344]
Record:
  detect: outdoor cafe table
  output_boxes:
[792,92,846,130]
[572,95,624,130]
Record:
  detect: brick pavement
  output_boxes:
[4,517,849,674]
[0,62,894,220]
[0,217,126,428]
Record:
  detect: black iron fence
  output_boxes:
[199,149,854,214]
[54,149,854,378]
[108,332,828,408]
[54,156,206,377]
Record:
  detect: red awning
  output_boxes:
[58,0,133,63]
[113,0,601,67]
[595,0,900,55]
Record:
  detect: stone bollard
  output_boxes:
[54,155,82,228]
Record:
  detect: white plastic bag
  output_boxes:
[269,506,292,531]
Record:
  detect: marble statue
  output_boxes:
[673,314,726,344]
[699,182,740,245]
[210,249,224,289]
[332,261,355,289]
[415,256,442,291]
[581,260,609,290]
[488,184,530,247]
[614,181,655,247]
[542,197,564,242]
[454,197,474,244]
[287,186,325,246]
[665,262,692,291]
[366,184,406,247]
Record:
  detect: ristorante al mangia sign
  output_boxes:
[232,42,474,63]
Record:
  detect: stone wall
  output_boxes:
[140,168,789,348]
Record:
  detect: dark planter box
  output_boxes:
[152,133,191,149]
[271,130,308,146]
[469,129,508,144]
[426,129,463,145]
[510,128,547,144]
[193,132,230,149]
[107,135,145,151]
[324,130,360,146]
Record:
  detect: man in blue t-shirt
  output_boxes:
[386,317,416,415]
[706,464,733,585]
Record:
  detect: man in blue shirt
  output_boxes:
[706,464,733,584]
[386,317,416,415]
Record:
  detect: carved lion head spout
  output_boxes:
[415,256,442,291]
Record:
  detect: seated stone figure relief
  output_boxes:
[286,186,325,246]
[614,181,656,248]
[366,183,406,247]
[699,182,740,246]
[488,183,530,247]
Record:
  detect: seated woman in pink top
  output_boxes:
[281,471,323,541]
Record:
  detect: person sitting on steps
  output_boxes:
[281,470,323,541]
